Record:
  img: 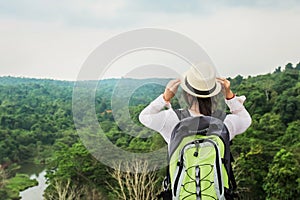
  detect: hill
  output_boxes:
[0,62,299,199]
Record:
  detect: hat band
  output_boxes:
[185,77,216,96]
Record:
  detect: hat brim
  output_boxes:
[180,74,222,98]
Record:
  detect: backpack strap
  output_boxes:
[157,167,172,200]
[173,109,191,120]
[229,153,237,190]
[158,109,191,199]
[174,108,226,121]
[224,153,237,199]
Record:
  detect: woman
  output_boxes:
[139,66,252,143]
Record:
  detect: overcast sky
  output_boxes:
[0,0,299,80]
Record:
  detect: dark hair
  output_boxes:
[197,97,212,116]
[183,91,212,116]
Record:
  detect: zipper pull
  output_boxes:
[194,141,200,157]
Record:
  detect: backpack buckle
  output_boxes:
[163,176,170,191]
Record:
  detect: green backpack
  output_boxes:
[160,109,236,200]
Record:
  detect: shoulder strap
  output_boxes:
[212,109,227,122]
[173,109,191,120]
[229,153,237,190]
[162,109,190,199]
[174,109,226,121]
[221,126,237,194]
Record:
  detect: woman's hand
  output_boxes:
[163,79,181,102]
[217,77,235,99]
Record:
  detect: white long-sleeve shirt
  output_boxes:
[139,94,252,143]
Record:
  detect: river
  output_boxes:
[18,163,47,200]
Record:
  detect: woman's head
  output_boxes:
[181,64,222,116]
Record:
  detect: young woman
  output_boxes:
[139,66,252,144]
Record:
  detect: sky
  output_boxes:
[0,0,299,80]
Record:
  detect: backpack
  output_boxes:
[158,109,236,200]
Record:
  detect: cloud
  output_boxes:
[0,0,129,28]
[1,0,300,29]
[0,17,124,80]
[169,7,300,77]
[0,1,299,80]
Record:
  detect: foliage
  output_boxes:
[229,63,300,199]
[263,149,300,199]
[0,172,38,200]
[0,62,299,199]
[6,173,38,193]
[44,142,111,199]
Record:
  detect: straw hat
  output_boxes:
[181,64,221,98]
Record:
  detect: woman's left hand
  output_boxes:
[217,77,235,99]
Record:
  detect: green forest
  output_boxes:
[0,62,299,200]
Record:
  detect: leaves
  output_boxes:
[0,63,299,199]
[263,149,300,199]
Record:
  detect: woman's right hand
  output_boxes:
[163,79,181,102]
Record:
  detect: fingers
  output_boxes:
[172,79,181,88]
[217,77,230,86]
[216,77,234,99]
[216,77,226,84]
[164,78,181,102]
[166,79,181,91]
[169,78,181,85]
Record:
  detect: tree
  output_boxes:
[285,63,294,70]
[0,165,15,199]
[107,160,160,200]
[44,178,84,200]
[44,178,106,200]
[279,120,300,147]
[0,165,8,188]
[1,68,300,198]
[296,62,300,70]
[257,113,286,141]
[274,95,299,124]
[274,66,281,73]
[263,149,300,199]
[233,141,272,200]
[45,142,110,199]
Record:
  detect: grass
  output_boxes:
[4,173,38,199]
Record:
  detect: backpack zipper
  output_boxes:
[194,140,200,157]
[173,140,204,197]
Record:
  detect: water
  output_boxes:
[18,164,47,200]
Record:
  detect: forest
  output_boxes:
[0,62,299,200]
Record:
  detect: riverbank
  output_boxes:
[2,173,38,200]
[0,163,47,200]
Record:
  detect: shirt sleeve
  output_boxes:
[224,95,252,140]
[139,94,180,143]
